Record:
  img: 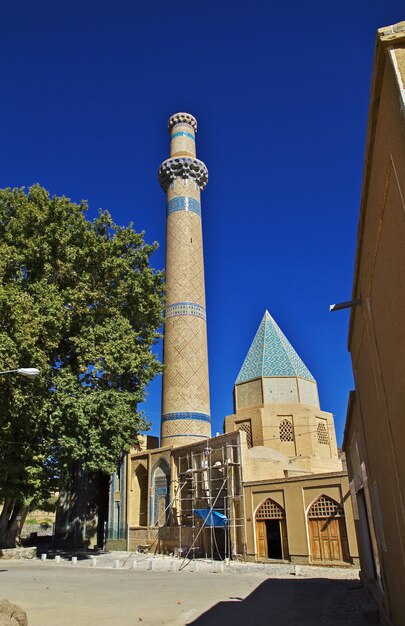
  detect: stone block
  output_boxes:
[0,548,36,560]
[0,599,28,626]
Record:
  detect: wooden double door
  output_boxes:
[256,519,289,560]
[308,517,349,563]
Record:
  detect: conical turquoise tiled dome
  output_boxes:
[235,311,315,384]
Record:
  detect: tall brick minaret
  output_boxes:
[158,112,211,446]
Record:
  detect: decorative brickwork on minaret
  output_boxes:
[158,113,211,446]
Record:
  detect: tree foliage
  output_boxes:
[0,185,165,546]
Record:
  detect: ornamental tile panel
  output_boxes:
[167,177,200,201]
[167,196,201,217]
[162,412,210,422]
[166,301,206,320]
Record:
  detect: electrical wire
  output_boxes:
[0,423,339,449]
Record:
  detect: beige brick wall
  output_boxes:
[226,402,341,475]
[345,31,405,625]
[244,473,359,565]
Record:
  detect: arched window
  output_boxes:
[279,419,294,442]
[151,459,170,527]
[133,464,148,526]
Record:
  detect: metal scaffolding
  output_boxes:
[174,440,246,562]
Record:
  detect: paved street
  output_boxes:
[0,558,377,625]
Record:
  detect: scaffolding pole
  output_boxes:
[177,439,245,563]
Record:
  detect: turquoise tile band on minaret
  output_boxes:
[161,434,209,440]
[162,412,211,423]
[165,301,206,320]
[167,196,201,216]
[171,131,195,141]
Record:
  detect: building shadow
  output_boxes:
[189,578,378,626]
[37,547,105,561]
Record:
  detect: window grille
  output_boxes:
[256,498,285,520]
[308,495,344,518]
[317,422,329,445]
[280,418,294,442]
[237,420,253,448]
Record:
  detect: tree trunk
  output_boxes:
[0,500,28,548]
[54,468,109,550]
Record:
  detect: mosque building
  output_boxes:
[107,113,358,565]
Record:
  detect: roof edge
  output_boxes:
[235,374,318,385]
[342,390,356,450]
[378,21,405,42]
[244,470,348,487]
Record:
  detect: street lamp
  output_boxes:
[0,368,41,379]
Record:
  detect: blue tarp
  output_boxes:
[194,509,228,527]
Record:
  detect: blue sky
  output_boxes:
[1,1,402,444]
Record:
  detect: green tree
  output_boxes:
[0,185,164,548]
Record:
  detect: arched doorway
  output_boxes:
[151,460,170,527]
[308,495,350,563]
[255,498,288,560]
[133,464,148,526]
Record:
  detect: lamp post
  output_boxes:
[0,368,40,379]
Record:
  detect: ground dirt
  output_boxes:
[0,555,378,625]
